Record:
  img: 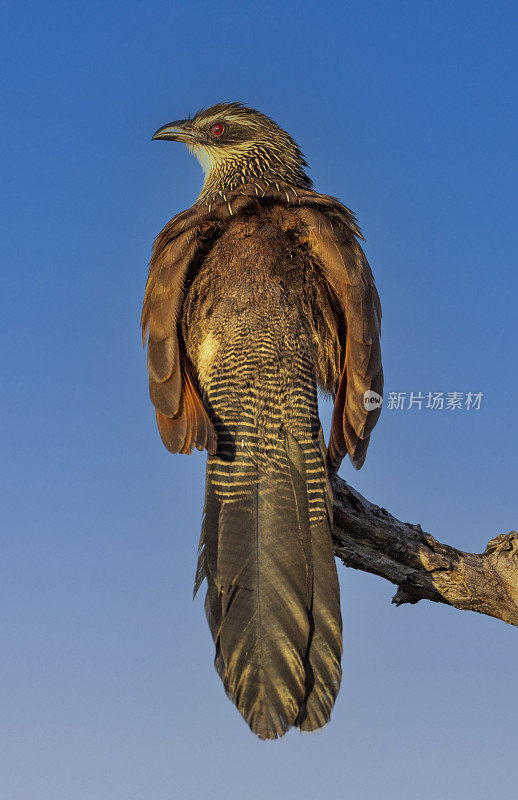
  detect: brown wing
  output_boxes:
[294,205,383,474]
[141,209,218,455]
[199,180,383,472]
[141,187,284,455]
[143,181,381,468]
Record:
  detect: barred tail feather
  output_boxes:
[196,414,342,739]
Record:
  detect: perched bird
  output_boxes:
[142,102,383,739]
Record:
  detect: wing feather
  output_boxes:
[141,209,219,454]
[293,205,383,473]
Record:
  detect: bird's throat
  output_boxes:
[190,144,311,202]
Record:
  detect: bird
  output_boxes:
[141,102,383,740]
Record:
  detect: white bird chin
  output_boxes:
[188,143,218,177]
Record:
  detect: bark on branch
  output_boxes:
[331,476,518,627]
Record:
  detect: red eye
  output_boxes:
[210,123,224,137]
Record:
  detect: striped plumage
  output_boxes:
[142,104,383,739]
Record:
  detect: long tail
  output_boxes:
[194,326,342,740]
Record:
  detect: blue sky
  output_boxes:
[2,1,517,798]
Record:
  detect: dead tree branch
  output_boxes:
[331,476,518,627]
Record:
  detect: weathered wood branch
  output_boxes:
[331,476,518,627]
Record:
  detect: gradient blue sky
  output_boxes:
[2,1,517,798]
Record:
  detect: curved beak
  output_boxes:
[152,120,200,144]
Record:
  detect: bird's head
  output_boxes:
[152,102,312,200]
